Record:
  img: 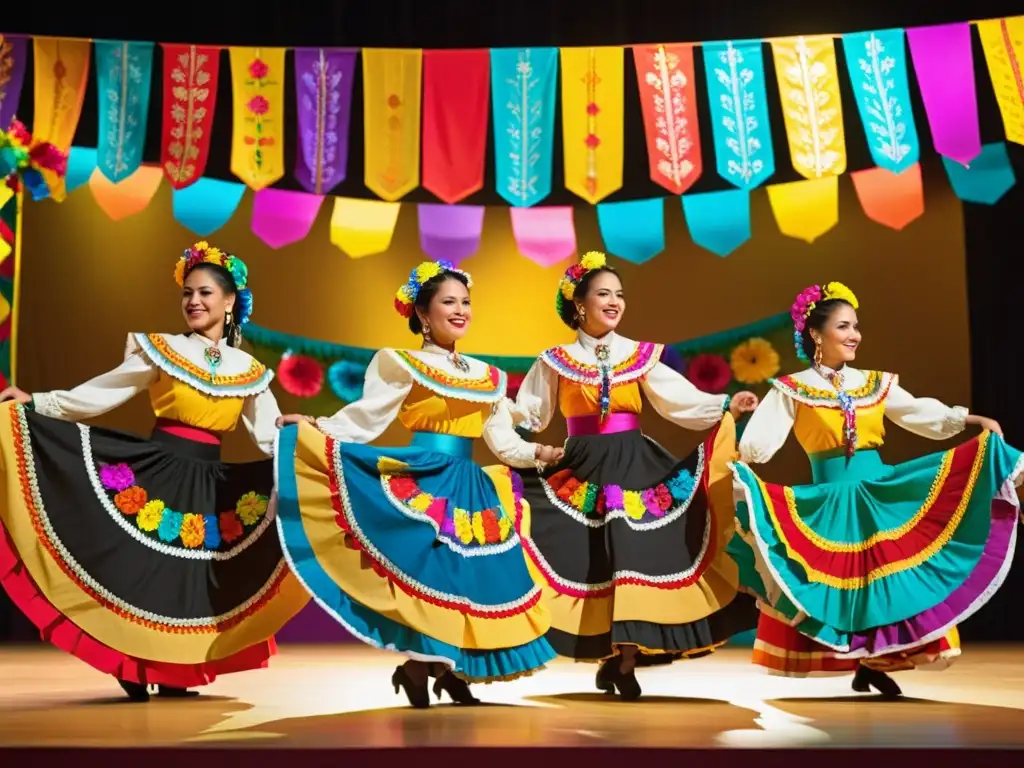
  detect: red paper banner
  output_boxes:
[421,49,490,204]
[633,44,703,195]
[160,44,221,190]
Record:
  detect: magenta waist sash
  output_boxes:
[565,413,640,437]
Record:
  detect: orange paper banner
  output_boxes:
[32,38,91,202]
[633,44,703,195]
[850,164,925,230]
[89,166,163,221]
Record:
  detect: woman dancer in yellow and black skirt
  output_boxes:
[0,241,308,701]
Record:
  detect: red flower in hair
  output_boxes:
[686,354,732,394]
[277,353,324,398]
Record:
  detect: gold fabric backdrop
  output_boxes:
[17,173,969,482]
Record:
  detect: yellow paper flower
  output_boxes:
[472,512,487,545]
[454,508,473,544]
[137,499,165,532]
[580,250,606,270]
[193,240,211,252]
[236,492,268,525]
[730,337,781,384]
[179,513,206,549]
[822,282,859,309]
[623,491,646,520]
[173,259,186,287]
[415,261,443,283]
[559,279,576,300]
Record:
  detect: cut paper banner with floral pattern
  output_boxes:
[89,165,163,221]
[362,48,423,202]
[840,29,920,174]
[160,44,221,190]
[491,47,559,207]
[95,41,155,183]
[508,205,576,266]
[0,35,28,127]
[633,44,703,194]
[767,176,839,242]
[681,189,752,257]
[329,196,402,258]
[251,188,325,248]
[976,17,1024,147]
[701,40,775,189]
[771,36,848,179]
[907,23,981,166]
[596,197,665,264]
[417,204,485,265]
[293,48,356,195]
[172,177,246,236]
[560,46,625,204]
[229,47,286,190]
[941,141,1016,204]
[850,164,925,230]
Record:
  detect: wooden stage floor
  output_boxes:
[1,644,1023,751]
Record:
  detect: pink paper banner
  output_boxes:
[906,23,981,166]
[251,188,325,249]
[417,204,485,265]
[509,206,576,267]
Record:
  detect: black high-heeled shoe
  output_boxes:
[432,672,481,705]
[117,679,150,702]
[392,665,430,709]
[852,665,902,699]
[595,659,616,694]
[595,661,642,701]
[157,685,200,698]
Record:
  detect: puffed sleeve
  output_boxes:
[241,386,283,456]
[885,377,968,440]
[314,350,413,444]
[509,358,559,432]
[482,397,540,469]
[737,387,796,464]
[641,361,729,431]
[31,335,158,421]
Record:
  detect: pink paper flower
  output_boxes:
[686,354,732,394]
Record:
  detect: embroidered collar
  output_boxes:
[772,368,893,409]
[132,333,273,399]
[540,335,662,386]
[389,348,506,404]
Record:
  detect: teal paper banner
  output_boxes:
[94,41,155,183]
[596,197,665,264]
[64,147,98,194]
[172,177,247,236]
[681,190,752,257]
[942,142,1016,205]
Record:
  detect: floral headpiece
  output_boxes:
[0,119,68,201]
[174,241,254,325]
[394,260,472,318]
[790,281,859,361]
[556,250,608,319]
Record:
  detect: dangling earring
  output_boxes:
[225,310,233,327]
[813,339,823,368]
[422,321,434,346]
[576,306,586,325]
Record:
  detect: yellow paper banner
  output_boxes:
[32,38,91,202]
[771,36,847,179]
[977,17,1024,146]
[329,197,402,258]
[766,176,839,243]
[229,47,286,190]
[363,48,423,201]
[560,46,625,204]
[89,166,163,221]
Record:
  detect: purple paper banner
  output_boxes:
[293,48,357,195]
[418,204,485,264]
[0,35,28,127]
[906,23,981,166]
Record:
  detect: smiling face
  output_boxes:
[576,270,625,336]
[812,302,861,367]
[182,265,235,339]
[418,276,471,346]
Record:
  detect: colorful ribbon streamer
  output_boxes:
[906,24,981,166]
[850,164,924,230]
[771,36,847,179]
[329,197,402,258]
[229,47,287,190]
[941,141,1016,205]
[767,177,839,243]
[32,38,91,202]
[160,44,221,190]
[508,206,576,266]
[0,35,28,127]
[681,190,752,257]
[362,48,423,201]
[95,41,155,183]
[172,177,246,236]
[977,18,1024,147]
[293,48,356,195]
[840,29,920,173]
[251,189,325,249]
[89,165,162,221]
[422,49,490,204]
[417,204,485,264]
[560,46,624,204]
[633,44,703,194]
[490,47,559,207]
[701,40,775,189]
[596,197,664,264]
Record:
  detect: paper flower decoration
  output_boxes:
[729,337,780,384]
[659,345,687,376]
[686,354,732,394]
[327,359,367,403]
[277,352,324,398]
[0,119,68,200]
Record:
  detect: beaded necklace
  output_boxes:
[595,342,612,423]
[815,363,857,457]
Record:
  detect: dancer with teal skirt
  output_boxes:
[274,260,560,708]
[728,281,1021,698]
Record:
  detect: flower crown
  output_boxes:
[556,250,608,320]
[394,259,472,318]
[791,281,859,361]
[174,241,254,325]
[0,119,68,201]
